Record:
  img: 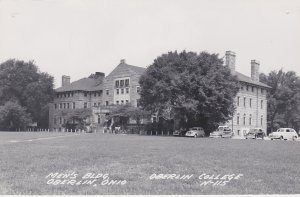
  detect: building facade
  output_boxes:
[49,52,269,134]
[224,51,270,136]
[48,60,145,131]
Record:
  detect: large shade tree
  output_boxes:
[260,70,300,132]
[139,51,239,133]
[0,59,55,129]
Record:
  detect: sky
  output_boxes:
[0,0,300,88]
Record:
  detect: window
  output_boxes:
[137,86,140,93]
[115,80,119,88]
[63,103,66,109]
[84,92,87,97]
[67,103,70,109]
[54,118,57,124]
[152,116,157,123]
[106,89,109,95]
[72,102,75,109]
[121,100,124,105]
[98,92,101,96]
[244,97,246,107]
[126,100,129,104]
[98,102,101,106]
[250,98,252,108]
[125,79,129,87]
[261,100,263,109]
[237,113,240,125]
[94,93,96,97]
[71,92,74,97]
[63,118,66,124]
[94,103,97,107]
[116,89,119,95]
[126,88,129,94]
[251,86,254,92]
[59,103,62,109]
[106,101,109,106]
[237,97,240,106]
[137,99,140,107]
[243,114,246,125]
[261,89,264,94]
[249,114,252,125]
[64,94,66,97]
[240,85,244,90]
[261,116,263,126]
[68,93,70,97]
[121,89,124,94]
[116,100,119,105]
[59,117,62,124]
[120,80,124,87]
[54,104,57,109]
[84,102,87,108]
[246,86,249,91]
[98,114,101,124]
[56,94,59,98]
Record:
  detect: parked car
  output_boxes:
[173,128,187,137]
[269,128,298,141]
[210,126,233,138]
[185,127,205,138]
[245,128,265,139]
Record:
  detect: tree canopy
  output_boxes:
[260,70,300,132]
[0,59,55,129]
[139,51,239,133]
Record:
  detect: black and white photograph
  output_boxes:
[0,0,299,195]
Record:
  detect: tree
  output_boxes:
[260,70,300,132]
[139,51,239,133]
[0,101,32,131]
[62,108,93,130]
[0,59,54,129]
[108,104,150,127]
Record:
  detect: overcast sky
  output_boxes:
[0,0,299,88]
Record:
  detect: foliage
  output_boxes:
[0,101,32,131]
[107,104,151,127]
[0,59,55,129]
[62,108,93,130]
[139,51,239,133]
[260,70,300,132]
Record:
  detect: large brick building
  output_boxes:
[49,52,269,135]
[48,60,145,131]
[224,51,270,136]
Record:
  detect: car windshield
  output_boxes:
[276,129,285,132]
[217,127,227,131]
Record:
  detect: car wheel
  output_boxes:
[194,134,197,138]
[292,136,297,141]
[280,136,284,140]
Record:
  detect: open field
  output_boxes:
[0,132,299,195]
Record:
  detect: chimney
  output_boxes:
[225,51,236,75]
[251,60,260,82]
[120,59,126,64]
[62,75,70,87]
[94,72,105,84]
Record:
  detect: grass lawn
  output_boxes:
[0,131,299,195]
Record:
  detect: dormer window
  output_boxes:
[115,80,119,88]
[125,79,129,87]
[120,80,124,87]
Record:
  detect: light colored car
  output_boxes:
[245,128,265,139]
[210,126,232,138]
[269,128,298,141]
[185,127,205,138]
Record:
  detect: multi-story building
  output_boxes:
[48,60,145,131]
[224,51,270,136]
[49,52,270,135]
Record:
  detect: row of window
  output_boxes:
[56,91,102,98]
[236,113,264,126]
[240,84,265,94]
[116,88,130,95]
[237,97,264,109]
[115,79,130,88]
[55,102,76,109]
[116,100,129,105]
[54,114,102,125]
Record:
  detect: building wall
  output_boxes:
[227,83,268,136]
[49,91,103,130]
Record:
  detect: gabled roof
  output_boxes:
[106,61,146,78]
[55,78,103,92]
[235,71,271,88]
